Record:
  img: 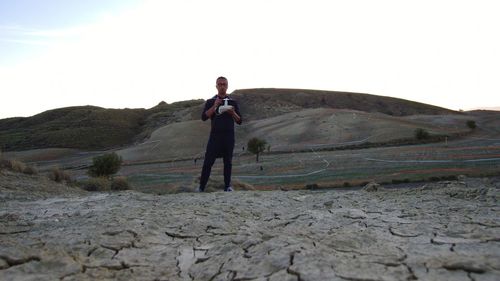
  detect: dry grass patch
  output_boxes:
[78,176,131,191]
[10,160,26,173]
[22,165,38,175]
[49,167,72,183]
[0,158,38,175]
[111,176,131,191]
[80,177,111,191]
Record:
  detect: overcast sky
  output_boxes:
[1,0,499,119]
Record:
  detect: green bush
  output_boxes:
[247,137,267,162]
[88,152,123,177]
[414,128,430,140]
[466,120,477,129]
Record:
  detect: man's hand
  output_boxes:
[205,98,223,118]
[227,108,241,123]
[213,98,223,107]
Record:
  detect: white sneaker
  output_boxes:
[224,186,234,192]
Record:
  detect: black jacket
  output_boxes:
[201,95,242,134]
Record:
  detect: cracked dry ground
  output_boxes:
[1,180,499,281]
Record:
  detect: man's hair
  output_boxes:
[216,76,227,82]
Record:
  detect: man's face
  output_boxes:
[216,78,228,95]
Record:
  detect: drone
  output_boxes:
[217,98,234,115]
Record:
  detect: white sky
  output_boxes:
[1,0,499,119]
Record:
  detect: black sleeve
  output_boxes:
[201,99,214,121]
[234,101,242,125]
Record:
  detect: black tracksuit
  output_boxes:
[199,95,242,190]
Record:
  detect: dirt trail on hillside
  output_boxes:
[1,177,499,280]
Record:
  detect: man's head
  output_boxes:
[216,76,228,96]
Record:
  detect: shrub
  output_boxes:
[22,165,38,175]
[49,167,72,183]
[466,120,477,129]
[0,159,12,170]
[414,128,430,140]
[111,176,130,191]
[10,160,26,173]
[88,152,123,177]
[80,177,111,191]
[343,182,351,187]
[392,178,410,184]
[247,138,267,162]
[305,183,319,190]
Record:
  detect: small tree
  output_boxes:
[247,138,267,162]
[88,152,122,178]
[414,128,430,140]
[466,120,477,129]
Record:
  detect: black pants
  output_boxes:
[199,133,235,190]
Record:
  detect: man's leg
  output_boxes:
[222,154,232,189]
[222,134,235,190]
[199,138,217,191]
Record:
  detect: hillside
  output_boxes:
[118,108,470,163]
[0,100,204,151]
[231,88,457,120]
[0,89,458,151]
[0,106,147,151]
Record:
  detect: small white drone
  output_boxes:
[217,98,234,115]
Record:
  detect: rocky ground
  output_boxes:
[1,173,499,280]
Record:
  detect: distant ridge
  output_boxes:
[469,106,500,111]
[0,89,458,151]
[231,88,456,120]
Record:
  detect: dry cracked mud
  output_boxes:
[1,178,499,280]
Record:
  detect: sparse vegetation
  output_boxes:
[77,176,130,192]
[466,120,477,129]
[22,165,38,175]
[305,183,319,190]
[247,138,267,162]
[49,167,72,183]
[111,176,131,191]
[391,179,410,184]
[88,152,123,178]
[9,160,27,173]
[429,175,458,182]
[80,177,111,191]
[0,157,38,175]
[414,128,430,140]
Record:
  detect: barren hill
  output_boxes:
[118,108,470,163]
[0,89,458,152]
[231,88,456,120]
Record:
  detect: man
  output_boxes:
[198,76,242,192]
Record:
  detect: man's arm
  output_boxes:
[230,101,242,125]
[201,98,222,121]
